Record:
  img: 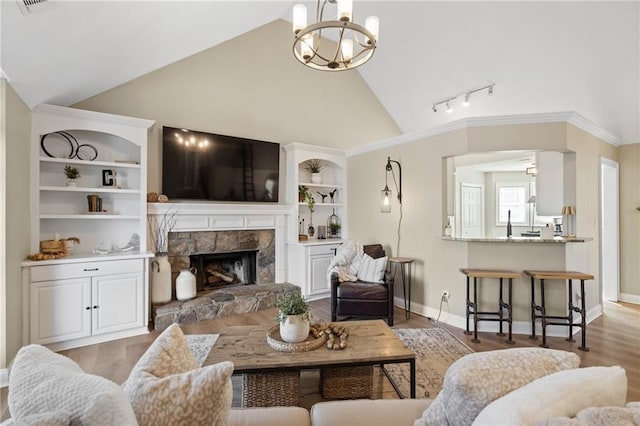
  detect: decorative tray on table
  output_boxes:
[266,325,327,353]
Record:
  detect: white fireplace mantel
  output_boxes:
[147,202,292,282]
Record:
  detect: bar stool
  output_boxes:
[460,268,521,344]
[523,270,594,351]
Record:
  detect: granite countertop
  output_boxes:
[442,236,592,243]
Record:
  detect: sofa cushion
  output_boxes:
[122,323,234,426]
[8,344,136,425]
[311,399,433,426]
[473,366,628,425]
[227,407,311,426]
[539,403,640,426]
[414,347,580,426]
[357,254,388,283]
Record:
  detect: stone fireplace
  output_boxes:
[147,202,292,330]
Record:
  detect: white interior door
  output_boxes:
[461,183,483,238]
[600,157,619,302]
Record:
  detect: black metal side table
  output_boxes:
[389,257,415,320]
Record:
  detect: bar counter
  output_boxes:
[442,236,592,243]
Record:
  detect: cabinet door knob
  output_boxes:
[85,306,91,310]
[93,305,99,309]
[84,268,99,272]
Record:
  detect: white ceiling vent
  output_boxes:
[16,0,54,14]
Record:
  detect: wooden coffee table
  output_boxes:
[204,319,416,406]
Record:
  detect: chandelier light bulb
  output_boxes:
[341,39,353,62]
[292,4,307,34]
[337,0,353,22]
[301,34,314,60]
[365,16,379,43]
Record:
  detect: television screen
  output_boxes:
[162,127,280,202]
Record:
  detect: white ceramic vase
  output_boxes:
[151,254,172,304]
[176,268,197,301]
[66,179,77,187]
[280,314,310,343]
[311,173,322,184]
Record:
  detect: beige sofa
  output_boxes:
[4,325,638,426]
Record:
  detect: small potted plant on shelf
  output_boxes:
[63,165,81,187]
[329,222,341,238]
[276,291,310,343]
[303,159,325,184]
[298,185,310,203]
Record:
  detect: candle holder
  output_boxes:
[561,206,576,238]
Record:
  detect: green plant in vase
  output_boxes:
[329,222,341,237]
[275,291,311,343]
[307,194,316,237]
[298,185,310,203]
[303,159,325,184]
[64,165,81,186]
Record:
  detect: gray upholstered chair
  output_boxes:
[330,244,394,326]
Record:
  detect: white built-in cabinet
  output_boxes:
[284,143,346,299]
[28,259,145,349]
[23,104,154,350]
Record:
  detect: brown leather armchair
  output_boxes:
[330,244,394,326]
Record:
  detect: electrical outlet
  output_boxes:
[441,290,450,302]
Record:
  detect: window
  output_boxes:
[496,182,530,225]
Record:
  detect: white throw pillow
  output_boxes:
[122,323,234,426]
[357,254,387,283]
[473,366,628,426]
[415,348,580,426]
[8,344,136,425]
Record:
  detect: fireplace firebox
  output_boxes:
[190,250,258,292]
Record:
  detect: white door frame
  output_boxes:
[599,157,619,303]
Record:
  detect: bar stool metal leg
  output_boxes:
[566,279,576,343]
[472,277,480,343]
[579,279,589,351]
[506,277,515,344]
[497,277,505,337]
[464,275,472,336]
[540,279,549,348]
[529,275,537,340]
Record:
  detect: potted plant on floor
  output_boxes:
[276,291,310,343]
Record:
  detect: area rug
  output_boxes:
[186,334,219,366]
[385,327,474,399]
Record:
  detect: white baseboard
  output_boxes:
[395,297,603,338]
[619,293,640,305]
[1,368,8,387]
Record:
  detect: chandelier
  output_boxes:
[292,0,379,71]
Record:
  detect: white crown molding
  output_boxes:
[347,111,623,158]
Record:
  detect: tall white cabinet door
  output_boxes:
[92,272,143,336]
[310,253,333,296]
[30,278,91,344]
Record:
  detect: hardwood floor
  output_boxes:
[1,299,638,420]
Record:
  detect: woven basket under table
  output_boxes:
[320,365,373,400]
[241,370,300,407]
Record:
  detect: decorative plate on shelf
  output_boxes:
[266,325,327,352]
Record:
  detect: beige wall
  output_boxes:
[73,19,401,193]
[2,82,31,368]
[619,144,640,300]
[347,122,625,325]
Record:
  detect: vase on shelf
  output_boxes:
[66,179,77,187]
[328,209,341,238]
[176,268,197,301]
[151,254,172,304]
[311,173,322,184]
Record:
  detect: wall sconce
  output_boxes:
[381,157,402,213]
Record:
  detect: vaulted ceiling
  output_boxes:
[2,1,638,146]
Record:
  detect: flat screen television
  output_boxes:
[162,126,280,202]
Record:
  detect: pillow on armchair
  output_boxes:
[357,254,388,283]
[122,324,234,426]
